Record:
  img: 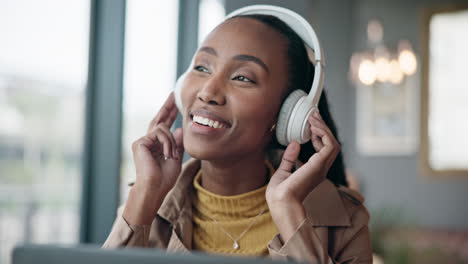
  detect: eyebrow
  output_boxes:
[199,46,217,56]
[233,54,269,73]
[198,46,270,73]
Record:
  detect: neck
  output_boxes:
[200,152,268,196]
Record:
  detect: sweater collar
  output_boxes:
[157,158,351,227]
[192,166,271,219]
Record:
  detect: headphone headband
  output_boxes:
[225,5,325,67]
[225,5,325,107]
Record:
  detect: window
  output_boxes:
[120,0,179,201]
[422,7,468,174]
[0,0,89,263]
[120,0,226,201]
[198,0,226,44]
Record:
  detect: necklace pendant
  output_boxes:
[233,241,239,250]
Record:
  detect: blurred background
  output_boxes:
[0,0,467,263]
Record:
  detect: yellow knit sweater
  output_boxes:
[191,162,278,256]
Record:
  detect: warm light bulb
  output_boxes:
[399,50,417,75]
[358,59,377,85]
[375,57,391,82]
[389,59,404,84]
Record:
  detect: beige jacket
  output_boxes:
[103,159,373,263]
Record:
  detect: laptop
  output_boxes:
[12,244,295,264]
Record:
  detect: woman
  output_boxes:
[103,10,373,263]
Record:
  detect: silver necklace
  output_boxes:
[205,206,268,250]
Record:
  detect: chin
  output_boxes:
[184,142,226,161]
[182,134,224,160]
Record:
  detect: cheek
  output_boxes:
[240,90,282,120]
[180,76,198,115]
[233,97,277,139]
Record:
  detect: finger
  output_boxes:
[268,142,300,190]
[149,107,178,133]
[312,111,334,136]
[310,126,336,164]
[312,126,336,151]
[147,93,176,132]
[310,113,340,168]
[278,141,301,173]
[309,114,338,145]
[308,113,327,132]
[132,136,157,156]
[308,116,324,149]
[146,125,176,158]
[147,128,172,159]
[308,127,340,176]
[155,126,177,159]
[132,136,163,167]
[311,132,324,151]
[162,106,178,128]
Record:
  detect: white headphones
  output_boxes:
[174,5,325,146]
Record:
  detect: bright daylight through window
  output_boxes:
[0,0,89,263]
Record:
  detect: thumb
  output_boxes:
[268,141,301,189]
[278,141,301,173]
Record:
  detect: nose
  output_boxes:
[197,75,226,106]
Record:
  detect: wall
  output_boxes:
[349,0,468,230]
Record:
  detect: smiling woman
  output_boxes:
[104,5,372,263]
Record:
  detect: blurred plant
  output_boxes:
[370,205,414,258]
[369,205,467,264]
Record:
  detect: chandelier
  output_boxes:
[349,19,418,86]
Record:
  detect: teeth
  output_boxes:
[193,115,226,128]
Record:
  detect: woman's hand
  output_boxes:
[266,110,340,241]
[133,92,184,191]
[123,92,184,225]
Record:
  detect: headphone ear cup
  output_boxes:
[276,89,307,146]
[174,73,186,113]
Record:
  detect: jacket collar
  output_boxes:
[157,158,200,225]
[157,158,351,227]
[303,179,351,226]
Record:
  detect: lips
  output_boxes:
[189,109,232,129]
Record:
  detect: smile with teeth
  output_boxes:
[192,115,227,129]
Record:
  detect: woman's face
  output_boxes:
[180,17,289,161]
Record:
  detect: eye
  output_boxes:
[194,65,210,73]
[232,75,255,84]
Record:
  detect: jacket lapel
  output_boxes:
[303,179,351,227]
[157,158,201,252]
[167,228,191,254]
